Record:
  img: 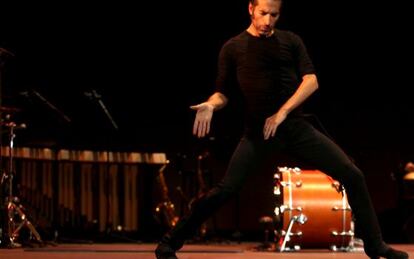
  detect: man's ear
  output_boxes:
[248,3,253,16]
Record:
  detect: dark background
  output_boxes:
[1,1,413,152]
[1,1,414,242]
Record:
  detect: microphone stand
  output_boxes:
[0,47,15,118]
[29,90,71,124]
[0,47,15,247]
[84,90,118,130]
[83,89,134,242]
[0,48,15,165]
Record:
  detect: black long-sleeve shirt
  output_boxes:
[215,29,316,136]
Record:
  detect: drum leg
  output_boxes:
[279,214,307,252]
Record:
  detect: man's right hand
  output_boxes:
[190,102,214,138]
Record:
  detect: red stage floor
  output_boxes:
[0,243,413,259]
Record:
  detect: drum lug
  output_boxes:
[281,230,303,237]
[330,245,339,251]
[273,173,282,195]
[278,245,301,252]
[280,181,289,187]
[331,230,354,237]
[274,207,280,216]
[332,206,352,211]
[278,167,289,173]
[332,181,341,188]
[330,244,356,252]
[280,205,302,213]
[278,180,302,188]
[278,167,302,174]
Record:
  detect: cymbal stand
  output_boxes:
[2,121,42,247]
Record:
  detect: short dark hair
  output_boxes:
[249,0,281,6]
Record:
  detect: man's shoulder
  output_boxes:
[275,29,301,40]
[226,31,248,44]
[220,31,247,52]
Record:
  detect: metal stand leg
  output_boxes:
[279,214,307,252]
[2,121,43,247]
[7,201,42,247]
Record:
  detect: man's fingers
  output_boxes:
[196,121,211,138]
[263,125,269,140]
[271,126,277,137]
[194,119,210,137]
[192,106,213,137]
[193,120,200,135]
[263,124,277,140]
[264,119,272,133]
[199,122,206,138]
[206,121,211,135]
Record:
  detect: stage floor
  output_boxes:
[0,243,413,258]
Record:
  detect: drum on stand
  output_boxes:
[273,167,354,251]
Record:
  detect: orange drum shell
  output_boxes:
[281,170,352,248]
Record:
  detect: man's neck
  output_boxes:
[246,25,274,38]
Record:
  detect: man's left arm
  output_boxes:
[263,74,318,139]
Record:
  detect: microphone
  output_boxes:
[84,89,101,99]
[3,121,27,129]
[0,47,15,58]
[18,91,30,97]
[16,123,27,129]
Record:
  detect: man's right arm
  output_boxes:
[206,92,228,110]
[190,92,228,137]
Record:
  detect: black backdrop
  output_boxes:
[1,1,413,151]
[1,1,413,152]
[1,0,414,242]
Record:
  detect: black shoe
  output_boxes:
[365,245,409,259]
[155,242,178,259]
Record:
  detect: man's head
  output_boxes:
[248,0,282,37]
[249,0,281,6]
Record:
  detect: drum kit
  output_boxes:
[0,106,43,248]
[269,167,355,252]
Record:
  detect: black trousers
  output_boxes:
[165,116,383,250]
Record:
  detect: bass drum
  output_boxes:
[274,167,354,250]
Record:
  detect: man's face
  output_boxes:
[249,0,281,37]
